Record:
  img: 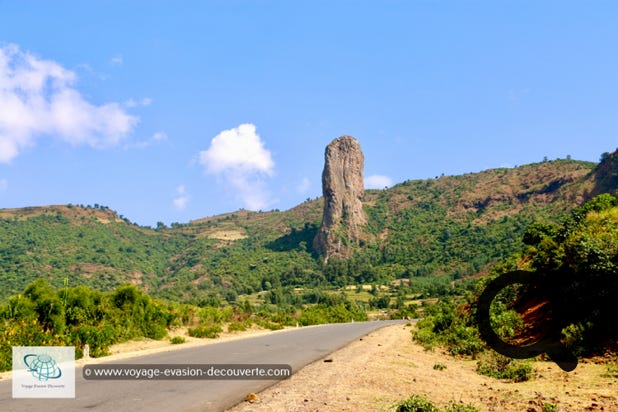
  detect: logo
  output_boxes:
[12,346,75,398]
[23,353,62,381]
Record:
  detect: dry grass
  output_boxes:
[228,324,618,412]
[206,230,247,241]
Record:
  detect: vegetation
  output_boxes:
[475,351,534,382]
[0,281,186,370]
[396,395,439,412]
[0,158,601,306]
[412,298,484,357]
[520,192,618,355]
[187,324,223,339]
[0,278,374,372]
[395,394,479,412]
[411,192,618,379]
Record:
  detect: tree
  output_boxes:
[23,279,66,334]
[519,194,618,355]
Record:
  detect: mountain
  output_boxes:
[0,152,615,303]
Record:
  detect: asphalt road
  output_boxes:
[0,320,407,412]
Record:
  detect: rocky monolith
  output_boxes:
[313,136,366,261]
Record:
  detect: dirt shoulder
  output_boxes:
[227,323,618,412]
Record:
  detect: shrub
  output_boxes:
[188,324,222,339]
[72,324,115,357]
[298,303,367,326]
[227,321,247,332]
[433,363,447,371]
[390,304,419,320]
[198,306,233,324]
[412,320,437,349]
[170,336,185,344]
[395,394,439,412]
[412,301,483,357]
[476,351,534,382]
[256,320,284,330]
[445,325,484,356]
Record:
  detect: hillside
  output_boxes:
[0,154,613,303]
[0,204,189,299]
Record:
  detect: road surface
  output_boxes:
[0,320,407,412]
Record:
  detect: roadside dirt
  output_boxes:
[227,323,618,412]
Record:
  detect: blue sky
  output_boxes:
[0,1,616,227]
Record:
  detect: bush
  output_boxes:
[227,321,247,332]
[0,280,193,371]
[412,300,484,357]
[445,325,484,356]
[170,336,185,344]
[391,304,420,320]
[256,320,284,330]
[72,324,115,357]
[412,323,438,349]
[198,306,233,324]
[476,351,534,382]
[298,303,367,326]
[188,324,223,339]
[396,395,439,412]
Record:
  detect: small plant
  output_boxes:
[170,336,185,344]
[227,321,247,332]
[433,363,447,371]
[188,324,223,339]
[395,394,439,412]
[443,401,479,412]
[542,402,559,412]
[603,362,618,378]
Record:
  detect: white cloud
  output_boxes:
[0,178,7,192]
[152,131,167,141]
[0,44,138,163]
[173,184,189,210]
[124,97,152,108]
[198,124,275,210]
[124,130,167,150]
[199,124,274,174]
[365,174,393,189]
[110,55,123,66]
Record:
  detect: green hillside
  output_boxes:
[0,154,614,304]
[0,205,189,298]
